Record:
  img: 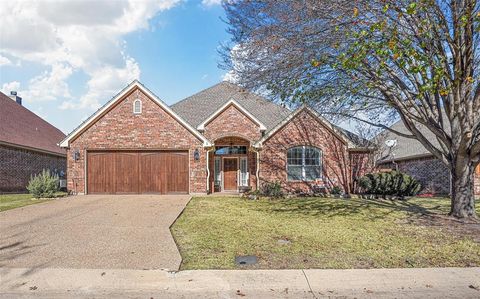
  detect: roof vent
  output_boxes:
[9,91,22,106]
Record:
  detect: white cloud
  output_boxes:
[222,70,237,83]
[1,64,73,102]
[23,63,73,102]
[0,0,181,109]
[222,43,245,83]
[1,81,21,95]
[202,0,222,6]
[0,55,12,66]
[60,57,140,110]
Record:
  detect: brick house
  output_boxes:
[60,80,372,195]
[377,120,480,196]
[0,92,66,193]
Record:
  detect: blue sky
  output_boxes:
[0,0,228,134]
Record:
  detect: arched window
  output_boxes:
[287,146,322,181]
[133,99,142,114]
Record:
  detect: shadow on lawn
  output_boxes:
[266,197,446,221]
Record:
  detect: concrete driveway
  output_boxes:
[0,195,191,271]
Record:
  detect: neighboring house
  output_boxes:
[60,80,372,195]
[377,120,480,196]
[0,92,66,193]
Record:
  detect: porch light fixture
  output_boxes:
[73,149,80,162]
[193,148,200,161]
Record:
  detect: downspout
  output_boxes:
[256,150,260,190]
[251,146,261,190]
[205,146,214,194]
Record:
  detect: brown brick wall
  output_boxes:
[66,87,207,194]
[259,109,352,194]
[380,157,480,196]
[0,144,66,193]
[203,104,262,142]
[380,157,450,195]
[350,151,374,193]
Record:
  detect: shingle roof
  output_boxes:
[171,82,369,148]
[377,119,441,162]
[333,125,372,148]
[0,92,66,156]
[170,81,291,131]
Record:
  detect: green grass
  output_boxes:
[0,192,67,212]
[171,196,480,270]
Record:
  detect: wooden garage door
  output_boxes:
[87,151,188,194]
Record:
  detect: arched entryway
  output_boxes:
[209,136,257,193]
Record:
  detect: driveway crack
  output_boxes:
[302,269,317,299]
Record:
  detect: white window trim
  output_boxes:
[287,146,322,182]
[214,157,222,188]
[133,99,142,114]
[240,156,249,186]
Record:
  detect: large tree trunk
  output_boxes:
[449,155,477,219]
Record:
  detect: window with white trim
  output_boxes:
[287,146,322,181]
[240,157,248,186]
[214,157,221,187]
[133,99,142,114]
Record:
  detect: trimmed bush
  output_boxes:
[330,185,343,195]
[358,171,421,198]
[27,169,60,199]
[260,181,285,198]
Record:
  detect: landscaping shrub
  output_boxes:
[260,181,285,198]
[358,171,421,198]
[330,185,343,195]
[27,169,60,199]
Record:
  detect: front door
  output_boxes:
[223,158,238,191]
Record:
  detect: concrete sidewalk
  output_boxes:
[1,267,479,298]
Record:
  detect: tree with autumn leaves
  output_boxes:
[221,0,480,219]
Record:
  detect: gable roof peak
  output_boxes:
[170,81,291,131]
[196,98,267,131]
[254,105,365,149]
[59,80,212,148]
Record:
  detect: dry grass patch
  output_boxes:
[0,193,66,212]
[171,196,480,270]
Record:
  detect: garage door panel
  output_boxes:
[87,151,188,194]
[167,152,188,193]
[115,152,139,194]
[139,153,152,193]
[139,152,165,194]
[87,152,115,194]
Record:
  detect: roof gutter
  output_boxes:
[377,153,434,164]
[0,141,66,157]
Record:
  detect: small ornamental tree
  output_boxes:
[221,0,480,219]
[27,169,59,199]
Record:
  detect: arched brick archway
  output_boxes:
[214,135,251,146]
[208,135,258,194]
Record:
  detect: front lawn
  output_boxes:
[171,196,480,270]
[0,192,66,212]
